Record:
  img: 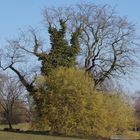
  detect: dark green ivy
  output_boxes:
[38,19,81,75]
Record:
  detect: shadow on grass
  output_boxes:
[0,128,109,140]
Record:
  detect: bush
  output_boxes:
[33,67,136,138]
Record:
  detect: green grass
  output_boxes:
[0,124,139,140]
[0,123,87,140]
[0,131,86,140]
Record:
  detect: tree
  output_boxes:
[0,75,24,129]
[0,20,81,124]
[0,3,138,136]
[33,67,136,138]
[43,3,139,86]
[0,3,138,94]
[0,19,81,91]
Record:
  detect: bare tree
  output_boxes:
[0,30,47,121]
[43,3,139,86]
[0,3,139,90]
[0,36,40,94]
[0,75,24,129]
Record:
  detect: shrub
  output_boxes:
[33,67,136,138]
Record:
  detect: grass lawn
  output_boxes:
[0,131,86,140]
[0,124,139,140]
[0,123,87,140]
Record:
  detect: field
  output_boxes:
[0,131,86,140]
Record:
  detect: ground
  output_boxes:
[0,123,87,140]
[0,131,86,140]
[0,123,139,140]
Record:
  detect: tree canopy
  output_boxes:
[44,3,139,86]
[0,2,138,138]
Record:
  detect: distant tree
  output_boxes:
[0,76,24,129]
[134,91,140,128]
[24,94,34,123]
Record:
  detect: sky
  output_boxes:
[0,0,140,93]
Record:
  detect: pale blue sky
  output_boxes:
[0,0,140,93]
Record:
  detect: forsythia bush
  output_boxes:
[33,67,136,138]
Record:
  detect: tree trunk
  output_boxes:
[8,120,13,130]
[6,112,13,130]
